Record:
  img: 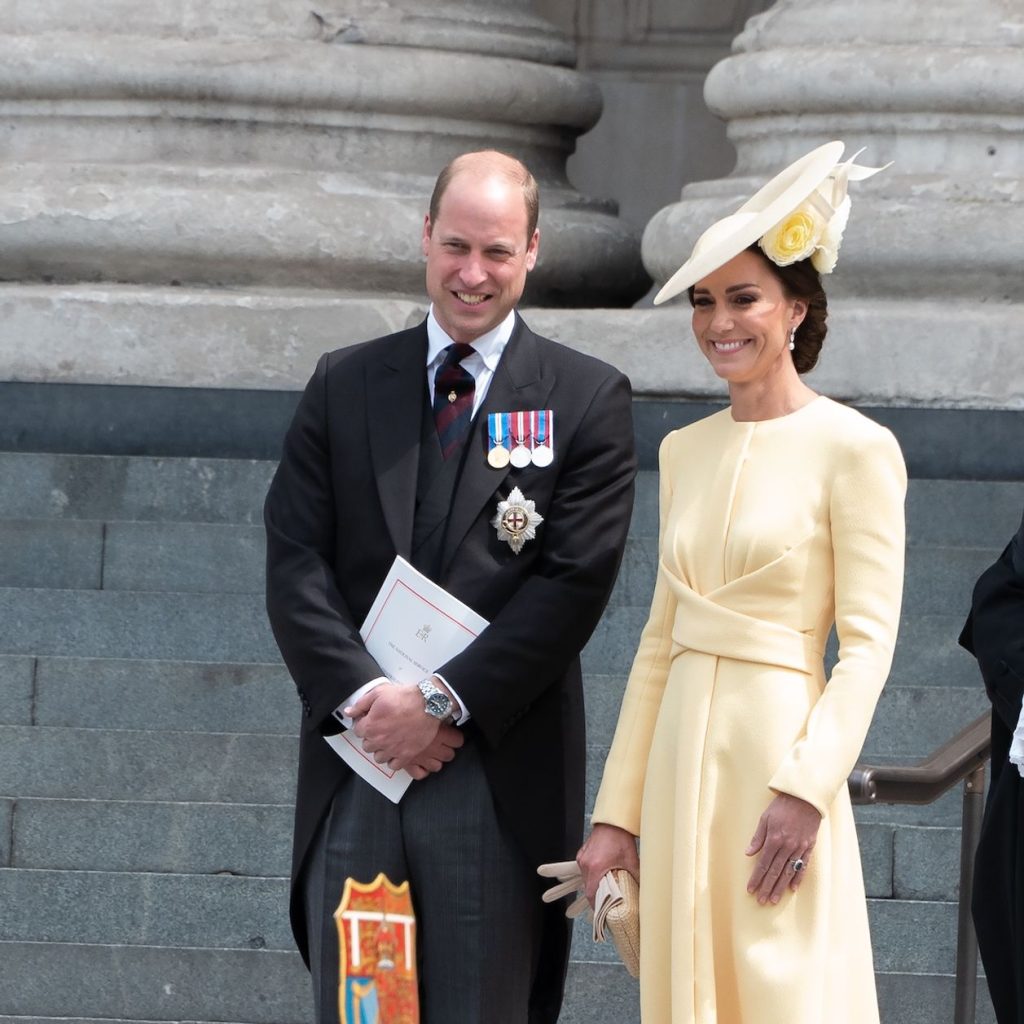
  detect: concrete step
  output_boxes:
[0,941,310,1023]
[0,656,295,733]
[560,966,998,1024]
[0,864,985,980]
[0,452,1016,555]
[0,515,1004,602]
[0,868,292,950]
[0,452,275,525]
[2,803,961,903]
[4,649,984,742]
[5,798,292,877]
[906,479,1023,549]
[0,726,296,804]
[0,911,994,1024]
[0,589,279,662]
[875,973,995,1024]
[0,1019,286,1024]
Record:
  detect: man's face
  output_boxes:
[422,171,539,343]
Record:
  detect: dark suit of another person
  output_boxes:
[961,506,1024,1024]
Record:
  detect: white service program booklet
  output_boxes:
[325,556,489,802]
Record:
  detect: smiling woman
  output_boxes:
[689,243,828,387]
[575,143,907,1024]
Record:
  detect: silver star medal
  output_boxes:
[492,486,543,554]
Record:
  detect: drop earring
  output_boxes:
[788,327,796,352]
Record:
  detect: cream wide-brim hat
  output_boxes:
[653,141,847,305]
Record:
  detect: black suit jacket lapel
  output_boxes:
[440,318,556,575]
[365,324,428,560]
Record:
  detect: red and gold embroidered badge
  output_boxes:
[334,873,418,1023]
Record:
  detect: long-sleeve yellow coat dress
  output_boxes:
[592,396,907,1024]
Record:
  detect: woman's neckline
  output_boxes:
[727,393,826,425]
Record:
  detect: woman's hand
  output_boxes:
[745,792,822,905]
[576,823,640,905]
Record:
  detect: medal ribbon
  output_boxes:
[538,410,553,450]
[514,410,528,448]
[488,412,507,450]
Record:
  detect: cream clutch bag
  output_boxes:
[537,861,640,978]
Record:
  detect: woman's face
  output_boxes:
[690,249,806,385]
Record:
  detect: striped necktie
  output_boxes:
[433,343,476,459]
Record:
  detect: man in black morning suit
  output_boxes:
[961,506,1024,1024]
[264,151,637,1022]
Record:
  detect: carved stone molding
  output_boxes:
[641,0,1024,407]
[0,0,648,388]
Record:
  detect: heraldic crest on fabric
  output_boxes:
[334,873,418,1023]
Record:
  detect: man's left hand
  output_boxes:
[347,683,442,770]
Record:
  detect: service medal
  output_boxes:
[531,409,554,467]
[509,410,532,469]
[491,486,543,554]
[487,412,511,469]
[488,445,510,469]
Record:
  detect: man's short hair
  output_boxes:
[429,151,540,239]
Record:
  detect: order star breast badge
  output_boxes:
[492,486,543,554]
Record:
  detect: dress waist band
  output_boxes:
[665,568,823,676]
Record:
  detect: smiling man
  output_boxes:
[264,151,637,1023]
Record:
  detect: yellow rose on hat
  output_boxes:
[758,203,827,266]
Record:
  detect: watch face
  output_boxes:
[425,692,451,719]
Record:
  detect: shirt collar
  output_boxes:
[425,306,516,373]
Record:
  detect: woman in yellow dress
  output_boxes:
[576,143,906,1023]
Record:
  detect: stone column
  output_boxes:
[639,0,1024,409]
[0,0,647,389]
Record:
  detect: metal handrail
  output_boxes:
[849,712,991,1024]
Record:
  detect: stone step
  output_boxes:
[0,862,981,978]
[0,452,276,525]
[0,1019,280,1024]
[0,509,1007,599]
[0,589,279,662]
[0,868,293,951]
[0,656,296,733]
[2,649,987,738]
[0,958,996,1024]
[5,798,292,877]
[875,973,995,1024]
[0,793,957,904]
[906,479,1023,549]
[0,726,296,805]
[0,453,1015,546]
[0,941,310,1024]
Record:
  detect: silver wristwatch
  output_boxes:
[417,678,453,721]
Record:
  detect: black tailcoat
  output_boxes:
[960,506,1024,1024]
[264,315,637,1018]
